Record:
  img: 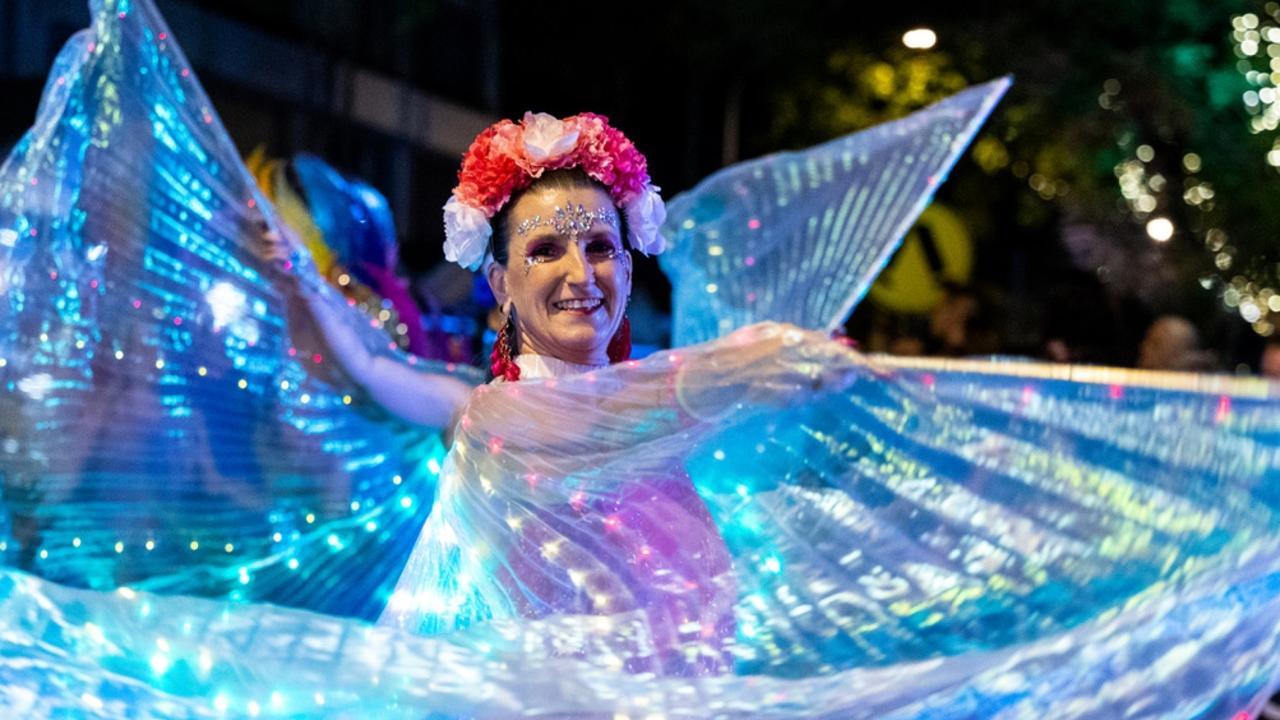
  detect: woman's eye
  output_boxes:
[527,244,557,261]
[586,240,619,257]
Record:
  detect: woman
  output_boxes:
[2,1,1279,715]
[266,111,859,672]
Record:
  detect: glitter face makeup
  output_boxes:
[514,201,620,241]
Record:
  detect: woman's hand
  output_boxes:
[249,218,302,266]
[248,218,309,302]
[710,322,858,394]
[675,322,861,420]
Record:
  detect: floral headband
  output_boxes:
[442,112,667,271]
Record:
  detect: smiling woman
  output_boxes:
[7,0,1280,712]
[487,171,633,372]
[376,112,765,670]
[439,111,666,380]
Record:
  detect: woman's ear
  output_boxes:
[623,251,634,298]
[486,261,510,312]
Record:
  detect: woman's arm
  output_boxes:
[461,322,859,458]
[256,225,472,430]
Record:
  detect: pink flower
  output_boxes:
[569,114,648,204]
[488,121,526,166]
[520,112,579,166]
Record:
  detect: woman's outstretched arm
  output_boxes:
[256,224,473,430]
[461,321,860,461]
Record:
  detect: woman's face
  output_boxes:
[488,183,631,366]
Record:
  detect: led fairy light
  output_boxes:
[1105,9,1280,337]
[1225,6,1280,335]
[1235,8,1280,138]
[1114,154,1160,217]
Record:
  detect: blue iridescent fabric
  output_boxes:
[0,0,480,621]
[1,0,1278,718]
[660,80,1003,346]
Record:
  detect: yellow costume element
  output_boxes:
[244,147,410,351]
[245,146,337,277]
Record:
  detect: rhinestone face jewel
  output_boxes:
[515,202,619,239]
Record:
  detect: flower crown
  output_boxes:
[443,112,667,271]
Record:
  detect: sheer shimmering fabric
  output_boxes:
[1,0,1279,718]
[0,0,479,619]
[2,339,1279,716]
[661,79,1009,345]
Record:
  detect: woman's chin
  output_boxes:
[543,330,611,363]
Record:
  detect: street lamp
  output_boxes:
[903,28,937,50]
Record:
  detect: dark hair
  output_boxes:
[488,168,629,266]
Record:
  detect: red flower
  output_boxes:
[454,123,530,215]
[452,112,652,215]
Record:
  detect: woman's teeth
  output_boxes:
[554,298,603,311]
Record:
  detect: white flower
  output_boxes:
[521,112,579,164]
[442,196,492,271]
[624,184,667,256]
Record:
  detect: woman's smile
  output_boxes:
[552,297,604,314]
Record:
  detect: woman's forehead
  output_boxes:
[510,184,617,221]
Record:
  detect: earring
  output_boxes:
[490,310,521,381]
[607,315,632,364]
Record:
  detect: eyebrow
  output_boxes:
[520,230,561,244]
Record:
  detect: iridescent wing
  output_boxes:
[0,0,479,619]
[690,356,1280,682]
[660,79,1009,346]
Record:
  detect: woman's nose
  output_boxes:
[563,241,595,285]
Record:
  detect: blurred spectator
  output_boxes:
[1136,315,1219,372]
[927,287,979,356]
[1043,337,1072,363]
[887,335,926,356]
[926,283,1005,357]
[1261,340,1280,379]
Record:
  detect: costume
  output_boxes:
[0,0,481,621]
[246,149,436,359]
[1,0,1279,717]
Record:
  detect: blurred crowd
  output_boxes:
[850,282,1280,379]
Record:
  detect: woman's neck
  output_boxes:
[513,353,606,380]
